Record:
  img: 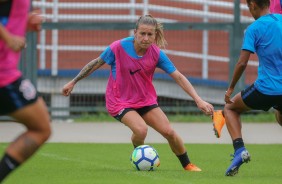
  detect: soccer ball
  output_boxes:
[130,145,160,171]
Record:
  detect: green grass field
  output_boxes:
[0,144,281,184]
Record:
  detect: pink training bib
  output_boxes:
[105,40,160,116]
[0,0,30,87]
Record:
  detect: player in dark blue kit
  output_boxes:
[221,0,282,176]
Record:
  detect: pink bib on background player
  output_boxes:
[0,0,30,87]
[270,0,282,14]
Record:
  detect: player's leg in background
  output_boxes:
[272,95,282,126]
[0,97,51,182]
[224,92,251,176]
[121,111,148,148]
[223,93,249,140]
[142,107,201,171]
[274,109,282,126]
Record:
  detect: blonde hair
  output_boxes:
[135,14,167,49]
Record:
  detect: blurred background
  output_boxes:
[20,0,258,119]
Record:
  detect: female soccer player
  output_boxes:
[223,0,282,176]
[0,0,51,182]
[212,0,282,139]
[62,14,214,171]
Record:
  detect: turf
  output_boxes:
[0,144,281,184]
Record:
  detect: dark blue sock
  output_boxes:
[0,153,20,182]
[233,138,245,151]
[177,152,190,168]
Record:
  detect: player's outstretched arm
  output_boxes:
[170,70,214,115]
[27,9,44,32]
[62,57,105,96]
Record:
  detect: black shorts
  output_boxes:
[114,104,159,122]
[241,84,282,112]
[0,77,38,115]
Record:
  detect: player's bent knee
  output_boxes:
[34,126,51,144]
[134,127,148,139]
[161,129,176,140]
[42,127,51,142]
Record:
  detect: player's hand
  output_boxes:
[6,34,26,52]
[196,99,214,116]
[62,81,75,96]
[27,9,44,32]
[225,88,234,104]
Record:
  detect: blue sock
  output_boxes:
[0,153,20,182]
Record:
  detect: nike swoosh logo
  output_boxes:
[129,69,141,75]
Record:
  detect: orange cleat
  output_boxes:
[184,163,202,172]
[212,110,225,138]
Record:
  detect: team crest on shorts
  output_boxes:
[19,79,36,100]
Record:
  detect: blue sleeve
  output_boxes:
[157,50,176,74]
[241,26,256,53]
[0,17,8,26]
[100,46,115,65]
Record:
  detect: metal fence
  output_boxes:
[21,0,256,118]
